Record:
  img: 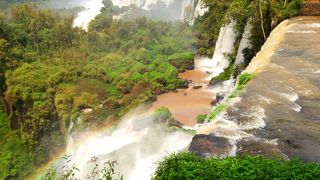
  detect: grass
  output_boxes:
[154,152,320,179]
[207,104,227,122]
[206,73,255,122]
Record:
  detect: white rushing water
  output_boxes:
[65,110,193,179]
[73,0,207,30]
[211,20,237,70]
[197,20,237,79]
[235,22,252,65]
[73,0,104,30]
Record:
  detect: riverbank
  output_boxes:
[149,57,216,126]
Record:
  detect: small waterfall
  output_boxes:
[212,20,237,70]
[235,22,252,65]
[197,20,237,78]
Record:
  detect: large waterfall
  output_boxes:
[73,0,104,30]
[64,110,192,179]
[73,0,206,30]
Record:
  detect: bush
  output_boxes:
[238,72,254,87]
[168,52,194,72]
[207,104,226,121]
[154,152,320,179]
[196,114,207,123]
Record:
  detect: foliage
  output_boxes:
[42,155,122,180]
[0,112,36,179]
[238,72,254,87]
[209,63,234,85]
[196,114,207,123]
[154,107,173,121]
[208,73,254,121]
[168,52,194,72]
[0,3,197,178]
[207,104,226,122]
[194,0,302,58]
[154,152,320,179]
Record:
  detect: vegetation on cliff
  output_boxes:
[195,0,302,84]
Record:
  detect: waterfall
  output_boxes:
[73,0,202,30]
[180,0,194,20]
[193,0,208,18]
[235,22,252,65]
[197,20,237,78]
[212,20,237,70]
[73,0,104,30]
[63,111,193,179]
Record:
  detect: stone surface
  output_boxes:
[189,134,233,157]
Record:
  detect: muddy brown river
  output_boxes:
[149,58,215,126]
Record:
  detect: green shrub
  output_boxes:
[207,104,227,122]
[238,72,254,87]
[0,112,36,179]
[196,114,207,123]
[210,64,234,85]
[154,152,320,179]
[168,52,194,72]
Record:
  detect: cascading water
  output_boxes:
[73,0,206,30]
[197,20,237,78]
[193,0,207,18]
[211,20,237,72]
[73,0,104,30]
[235,22,252,65]
[63,110,193,179]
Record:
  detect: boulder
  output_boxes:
[237,139,282,158]
[211,93,225,106]
[189,134,233,157]
[193,85,203,89]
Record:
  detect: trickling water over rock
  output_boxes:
[195,17,320,162]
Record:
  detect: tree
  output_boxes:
[259,0,267,40]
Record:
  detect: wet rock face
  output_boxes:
[216,93,225,104]
[189,134,233,157]
[237,139,282,158]
[192,85,203,89]
[209,79,224,86]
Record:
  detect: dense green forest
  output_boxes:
[0,2,195,178]
[0,0,306,179]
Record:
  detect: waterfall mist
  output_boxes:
[64,107,193,179]
[71,0,206,29]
